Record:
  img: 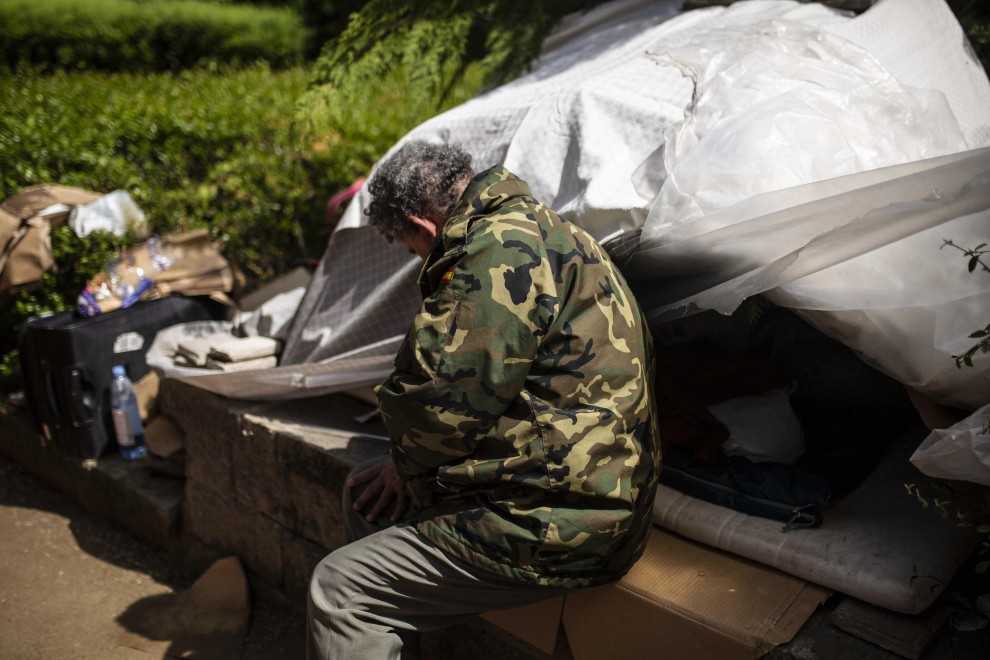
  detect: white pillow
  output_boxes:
[707,388,805,465]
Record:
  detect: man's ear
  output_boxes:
[407,215,438,240]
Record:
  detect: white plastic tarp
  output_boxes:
[177,0,990,420]
[630,148,990,409]
[910,404,990,486]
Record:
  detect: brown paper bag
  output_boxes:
[0,184,101,293]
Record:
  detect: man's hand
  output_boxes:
[348,458,410,523]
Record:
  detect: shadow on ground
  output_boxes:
[0,452,305,659]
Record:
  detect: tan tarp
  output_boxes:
[0,184,101,293]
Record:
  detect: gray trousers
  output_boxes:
[307,455,569,660]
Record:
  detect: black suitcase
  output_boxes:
[19,295,227,459]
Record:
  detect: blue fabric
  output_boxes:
[660,447,830,529]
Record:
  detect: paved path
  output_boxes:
[0,452,306,659]
[3,433,988,660]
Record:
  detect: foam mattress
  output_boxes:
[652,422,978,614]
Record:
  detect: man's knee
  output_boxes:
[309,548,356,614]
[308,549,367,660]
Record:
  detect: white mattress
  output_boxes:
[652,422,978,614]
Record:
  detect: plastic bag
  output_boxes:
[628,8,989,410]
[75,230,234,317]
[910,404,990,486]
[68,190,148,238]
[76,253,154,316]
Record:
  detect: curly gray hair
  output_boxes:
[365,141,474,242]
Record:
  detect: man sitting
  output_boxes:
[308,141,661,659]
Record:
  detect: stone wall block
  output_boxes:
[160,380,249,496]
[184,482,284,587]
[281,527,331,609]
[285,469,346,551]
[275,434,356,550]
[184,481,245,554]
[184,446,234,501]
[230,418,285,523]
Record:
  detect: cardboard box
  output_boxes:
[483,526,829,659]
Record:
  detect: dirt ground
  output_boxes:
[0,452,306,660]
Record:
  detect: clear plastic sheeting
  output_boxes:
[148,318,397,400]
[174,353,394,401]
[628,148,990,408]
[910,405,990,487]
[279,225,421,366]
[178,0,989,417]
[637,18,968,238]
[627,0,990,410]
[631,150,990,310]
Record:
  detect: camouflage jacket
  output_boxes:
[376,166,660,588]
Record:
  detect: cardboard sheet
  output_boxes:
[486,526,828,659]
[563,528,828,659]
[481,595,565,655]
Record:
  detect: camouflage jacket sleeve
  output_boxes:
[377,212,549,487]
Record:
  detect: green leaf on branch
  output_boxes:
[308,0,610,132]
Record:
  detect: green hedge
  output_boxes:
[0,0,306,72]
[0,65,322,377]
[0,62,479,379]
[2,64,337,291]
[0,63,477,285]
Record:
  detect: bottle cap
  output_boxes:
[112,365,125,377]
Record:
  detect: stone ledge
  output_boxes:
[158,378,388,606]
[0,402,183,552]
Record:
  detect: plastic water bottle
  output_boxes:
[110,365,147,460]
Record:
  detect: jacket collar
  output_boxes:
[418,165,532,295]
